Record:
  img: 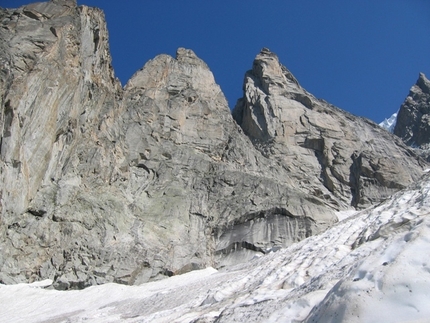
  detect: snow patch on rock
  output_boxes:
[379,111,398,132]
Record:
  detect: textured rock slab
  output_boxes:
[0,3,338,288]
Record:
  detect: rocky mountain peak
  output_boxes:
[252,47,300,91]
[126,47,216,98]
[252,47,281,80]
[50,0,77,7]
[175,47,207,66]
[0,0,119,217]
[234,49,427,209]
[416,72,430,95]
[233,47,309,142]
[394,72,430,150]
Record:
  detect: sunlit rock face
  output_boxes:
[0,2,428,289]
[0,2,337,288]
[233,48,427,209]
[0,0,124,289]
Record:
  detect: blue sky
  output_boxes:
[3,0,430,123]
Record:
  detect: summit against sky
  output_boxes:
[3,0,430,123]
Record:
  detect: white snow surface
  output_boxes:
[2,174,430,323]
[379,111,398,133]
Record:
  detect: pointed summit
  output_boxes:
[251,47,300,94]
[417,72,430,94]
[233,48,314,142]
[394,73,430,149]
[256,47,279,59]
[175,47,208,67]
[233,49,426,209]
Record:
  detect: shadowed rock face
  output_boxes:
[394,73,430,153]
[0,3,427,289]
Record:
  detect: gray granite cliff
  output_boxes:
[0,2,427,289]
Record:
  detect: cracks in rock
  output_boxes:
[301,136,335,194]
[215,241,266,256]
[92,26,100,54]
[190,211,206,218]
[349,151,362,208]
[292,92,314,110]
[27,208,47,218]
[50,26,58,37]
[299,113,310,130]
[2,99,13,138]
[22,9,48,21]
[233,206,295,225]
[249,137,275,158]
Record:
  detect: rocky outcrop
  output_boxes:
[394,73,430,159]
[233,48,427,208]
[0,1,337,288]
[0,3,427,289]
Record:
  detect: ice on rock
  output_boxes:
[379,111,398,133]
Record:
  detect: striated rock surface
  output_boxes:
[0,3,427,290]
[0,1,336,288]
[116,46,337,275]
[233,48,427,209]
[394,73,430,160]
[0,0,123,288]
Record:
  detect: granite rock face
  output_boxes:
[233,48,427,208]
[0,0,123,288]
[394,73,430,152]
[0,1,336,288]
[0,3,428,289]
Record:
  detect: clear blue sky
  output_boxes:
[3,0,430,123]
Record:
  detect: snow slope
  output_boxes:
[1,173,430,323]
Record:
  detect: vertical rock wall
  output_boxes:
[0,3,427,289]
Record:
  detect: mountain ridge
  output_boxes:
[0,0,428,290]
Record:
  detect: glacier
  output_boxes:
[1,172,429,323]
